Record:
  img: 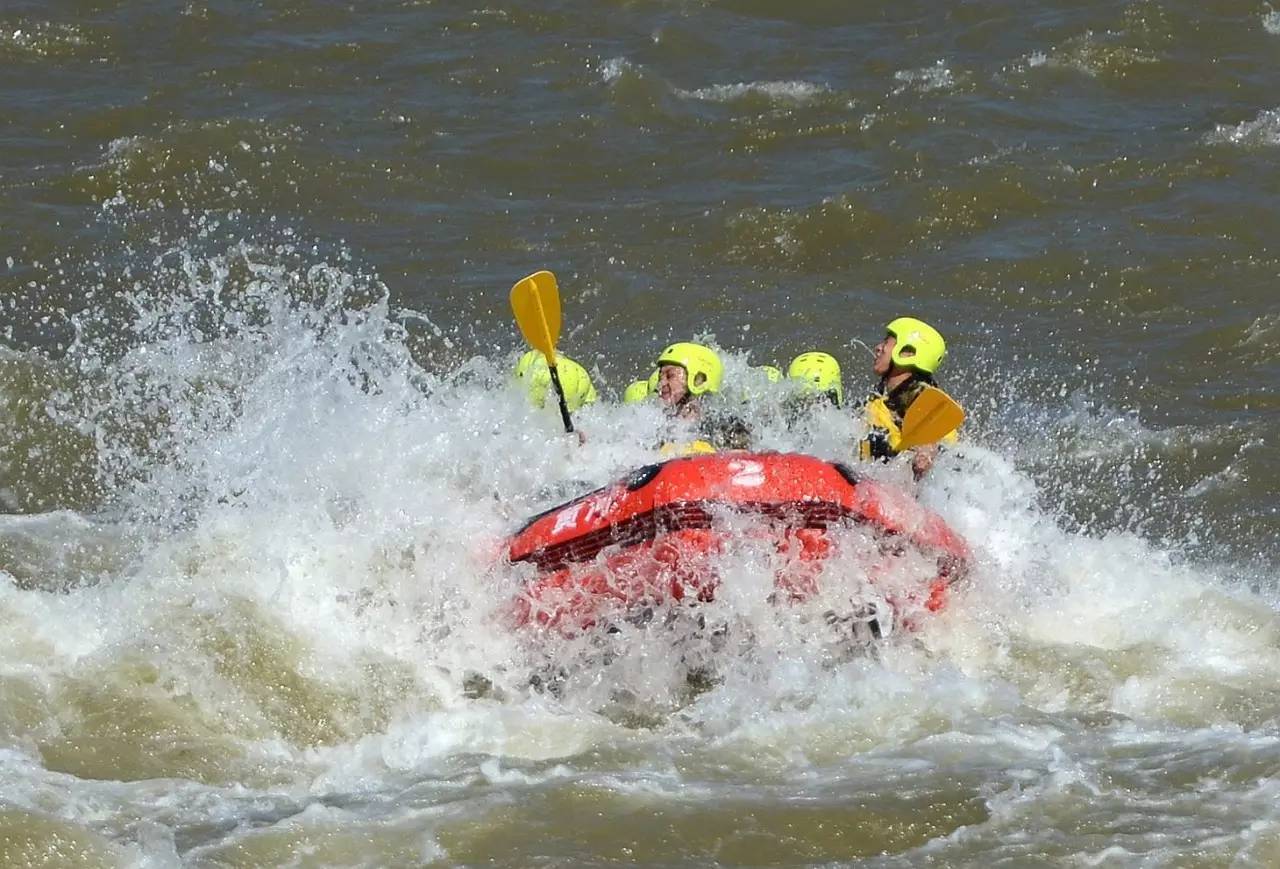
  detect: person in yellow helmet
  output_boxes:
[787,351,844,408]
[859,317,957,478]
[729,364,782,407]
[781,351,844,430]
[622,378,651,404]
[621,368,662,404]
[653,341,750,451]
[655,342,722,414]
[513,350,598,413]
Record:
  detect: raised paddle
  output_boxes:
[896,385,965,451]
[510,269,574,433]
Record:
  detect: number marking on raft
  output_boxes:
[551,491,617,535]
[552,502,587,534]
[728,460,765,488]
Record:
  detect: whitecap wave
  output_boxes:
[1265,7,1280,35]
[892,60,957,93]
[2,215,1276,863]
[597,56,636,84]
[675,80,831,105]
[1243,313,1280,355]
[0,21,91,58]
[1204,107,1280,148]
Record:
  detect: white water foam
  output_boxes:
[2,223,1277,862]
[0,21,91,58]
[675,80,832,106]
[1265,6,1280,35]
[1204,107,1280,148]
[597,56,636,85]
[892,60,957,94]
[1242,312,1280,360]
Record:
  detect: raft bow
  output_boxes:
[506,452,969,635]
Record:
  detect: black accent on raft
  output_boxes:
[511,499,877,574]
[831,462,862,487]
[625,463,662,491]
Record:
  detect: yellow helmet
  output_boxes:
[885,317,946,375]
[758,365,783,383]
[513,350,598,412]
[655,342,722,396]
[787,351,844,407]
[622,379,651,404]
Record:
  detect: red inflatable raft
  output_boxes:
[506,452,969,635]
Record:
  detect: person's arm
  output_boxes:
[910,443,938,479]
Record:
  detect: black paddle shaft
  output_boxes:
[547,365,574,433]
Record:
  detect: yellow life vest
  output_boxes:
[860,395,903,461]
[859,393,957,461]
[659,439,717,458]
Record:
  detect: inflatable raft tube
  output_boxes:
[506,452,969,634]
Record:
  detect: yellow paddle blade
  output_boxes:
[510,270,561,362]
[897,386,965,450]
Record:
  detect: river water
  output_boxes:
[1,0,1278,866]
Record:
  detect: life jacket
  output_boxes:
[658,398,749,456]
[659,439,717,458]
[859,378,956,461]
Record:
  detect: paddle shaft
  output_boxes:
[547,363,574,433]
[530,287,573,433]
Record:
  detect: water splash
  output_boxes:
[1204,108,1280,148]
[1265,6,1280,35]
[892,61,958,94]
[675,80,833,106]
[1,213,1276,863]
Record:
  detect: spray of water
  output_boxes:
[0,216,1276,863]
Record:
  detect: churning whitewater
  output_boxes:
[2,233,1277,866]
[2,0,1279,865]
